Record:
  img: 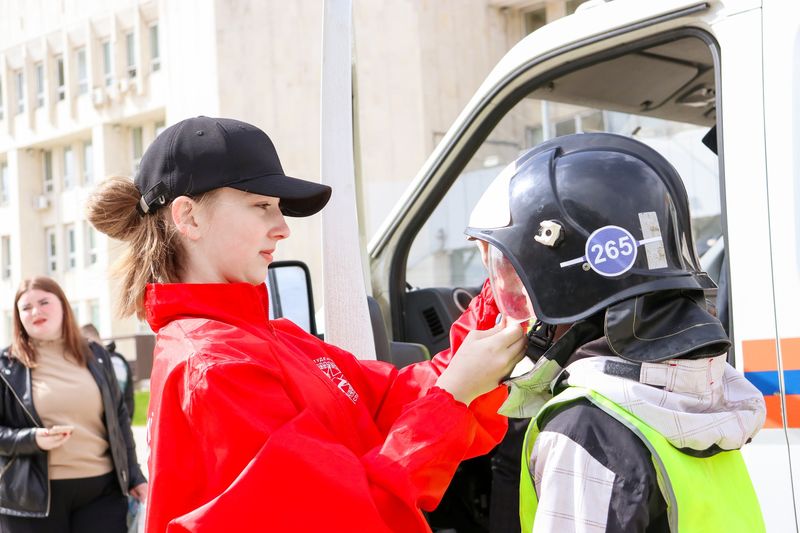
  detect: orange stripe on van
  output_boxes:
[742,339,778,372]
[780,338,800,371]
[786,394,800,429]
[762,394,783,428]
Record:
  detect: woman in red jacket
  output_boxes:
[87,116,525,533]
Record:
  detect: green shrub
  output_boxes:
[132,391,150,426]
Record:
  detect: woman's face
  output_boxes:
[17,289,64,341]
[185,188,291,285]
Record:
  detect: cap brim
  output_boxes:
[229,173,332,217]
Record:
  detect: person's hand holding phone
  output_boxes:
[35,425,74,451]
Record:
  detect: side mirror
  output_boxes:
[266,260,317,336]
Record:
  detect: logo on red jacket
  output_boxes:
[314,357,359,404]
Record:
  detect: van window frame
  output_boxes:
[387,27,732,351]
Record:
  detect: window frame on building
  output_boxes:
[132,126,143,171]
[43,150,54,193]
[2,311,12,347]
[35,62,45,108]
[63,146,75,189]
[85,222,98,266]
[1,235,11,280]
[88,299,101,329]
[102,40,113,87]
[83,140,93,185]
[56,55,66,101]
[45,227,57,274]
[65,224,76,270]
[0,162,8,206]
[523,6,547,36]
[77,47,88,95]
[15,70,24,114]
[125,31,137,78]
[149,23,161,72]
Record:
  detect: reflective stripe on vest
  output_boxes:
[519,386,765,533]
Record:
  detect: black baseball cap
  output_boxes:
[134,116,331,217]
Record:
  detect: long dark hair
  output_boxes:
[11,276,88,367]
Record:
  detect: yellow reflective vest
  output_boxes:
[519,386,765,533]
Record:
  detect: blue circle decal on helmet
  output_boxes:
[584,225,638,277]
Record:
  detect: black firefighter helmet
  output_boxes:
[465,132,717,328]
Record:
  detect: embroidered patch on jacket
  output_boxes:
[314,356,359,404]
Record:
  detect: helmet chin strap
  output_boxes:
[529,313,605,367]
[525,320,558,361]
[499,313,605,419]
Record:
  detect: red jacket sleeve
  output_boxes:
[354,278,507,456]
[161,361,477,533]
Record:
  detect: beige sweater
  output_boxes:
[31,339,113,480]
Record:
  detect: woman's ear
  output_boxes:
[171,196,202,241]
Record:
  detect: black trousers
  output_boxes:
[0,471,127,533]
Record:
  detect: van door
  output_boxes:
[760,0,800,528]
[370,3,796,530]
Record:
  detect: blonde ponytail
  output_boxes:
[86,176,185,318]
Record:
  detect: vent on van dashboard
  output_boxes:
[422,306,445,338]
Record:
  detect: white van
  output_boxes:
[271,1,800,530]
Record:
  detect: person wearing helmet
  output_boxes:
[465,133,766,532]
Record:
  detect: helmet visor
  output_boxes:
[487,244,535,323]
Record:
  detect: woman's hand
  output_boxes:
[130,482,148,503]
[435,319,527,405]
[34,427,72,451]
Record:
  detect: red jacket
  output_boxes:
[144,281,505,533]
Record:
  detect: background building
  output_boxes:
[0,0,586,359]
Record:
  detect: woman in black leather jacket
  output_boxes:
[0,276,147,533]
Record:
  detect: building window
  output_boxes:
[102,40,113,87]
[126,32,136,78]
[3,311,11,346]
[15,71,24,114]
[35,63,45,107]
[77,47,88,95]
[46,227,57,274]
[1,236,11,280]
[132,126,143,171]
[524,7,547,35]
[88,299,100,328]
[149,23,160,72]
[65,225,76,270]
[63,147,75,189]
[85,222,98,266]
[0,162,8,205]
[83,141,93,185]
[56,56,65,101]
[566,0,590,15]
[43,150,54,193]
